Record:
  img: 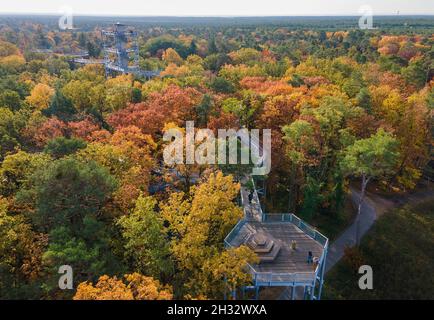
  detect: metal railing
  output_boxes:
[262,213,328,247]
[225,212,329,285]
[239,177,263,221]
[254,271,316,285]
[251,177,264,217]
[224,219,247,248]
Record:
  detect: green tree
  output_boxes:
[17,158,117,231]
[144,35,190,58]
[356,87,372,113]
[188,39,197,56]
[62,80,94,112]
[42,216,122,295]
[78,32,87,47]
[117,195,173,279]
[195,94,213,126]
[209,77,235,94]
[222,96,259,128]
[0,150,51,197]
[401,59,428,90]
[43,88,77,121]
[208,36,218,54]
[15,159,121,295]
[86,41,101,58]
[0,90,21,111]
[204,54,229,72]
[340,129,399,244]
[0,107,23,159]
[43,137,87,159]
[300,176,323,221]
[131,87,142,103]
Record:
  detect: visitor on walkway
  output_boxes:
[248,190,254,204]
[307,251,313,264]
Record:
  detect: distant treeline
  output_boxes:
[1,14,434,31]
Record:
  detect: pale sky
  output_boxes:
[0,0,432,16]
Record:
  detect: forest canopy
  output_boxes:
[0,15,432,300]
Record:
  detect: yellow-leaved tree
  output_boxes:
[73,273,173,300]
[162,48,184,66]
[161,171,258,298]
[26,83,55,111]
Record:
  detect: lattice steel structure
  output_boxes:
[74,23,159,79]
[101,23,159,79]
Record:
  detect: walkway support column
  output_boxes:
[291,286,296,300]
[317,247,327,300]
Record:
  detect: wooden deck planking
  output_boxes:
[228,221,324,274]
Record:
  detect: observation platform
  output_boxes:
[224,175,328,299]
[225,213,327,288]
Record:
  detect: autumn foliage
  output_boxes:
[0,17,432,300]
[74,273,173,300]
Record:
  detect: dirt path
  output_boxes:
[278,183,433,299]
[325,184,433,274]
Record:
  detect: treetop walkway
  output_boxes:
[224,135,328,300]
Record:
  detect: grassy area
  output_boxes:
[324,198,434,300]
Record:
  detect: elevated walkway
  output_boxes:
[224,134,328,300]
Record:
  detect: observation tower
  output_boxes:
[74,23,159,79]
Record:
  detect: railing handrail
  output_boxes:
[225,218,326,283]
[251,177,264,217]
[253,271,316,284]
[261,213,328,246]
[226,212,329,265]
[224,219,246,247]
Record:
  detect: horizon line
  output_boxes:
[1,12,434,18]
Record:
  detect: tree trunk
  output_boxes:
[287,165,295,212]
[356,174,370,246]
